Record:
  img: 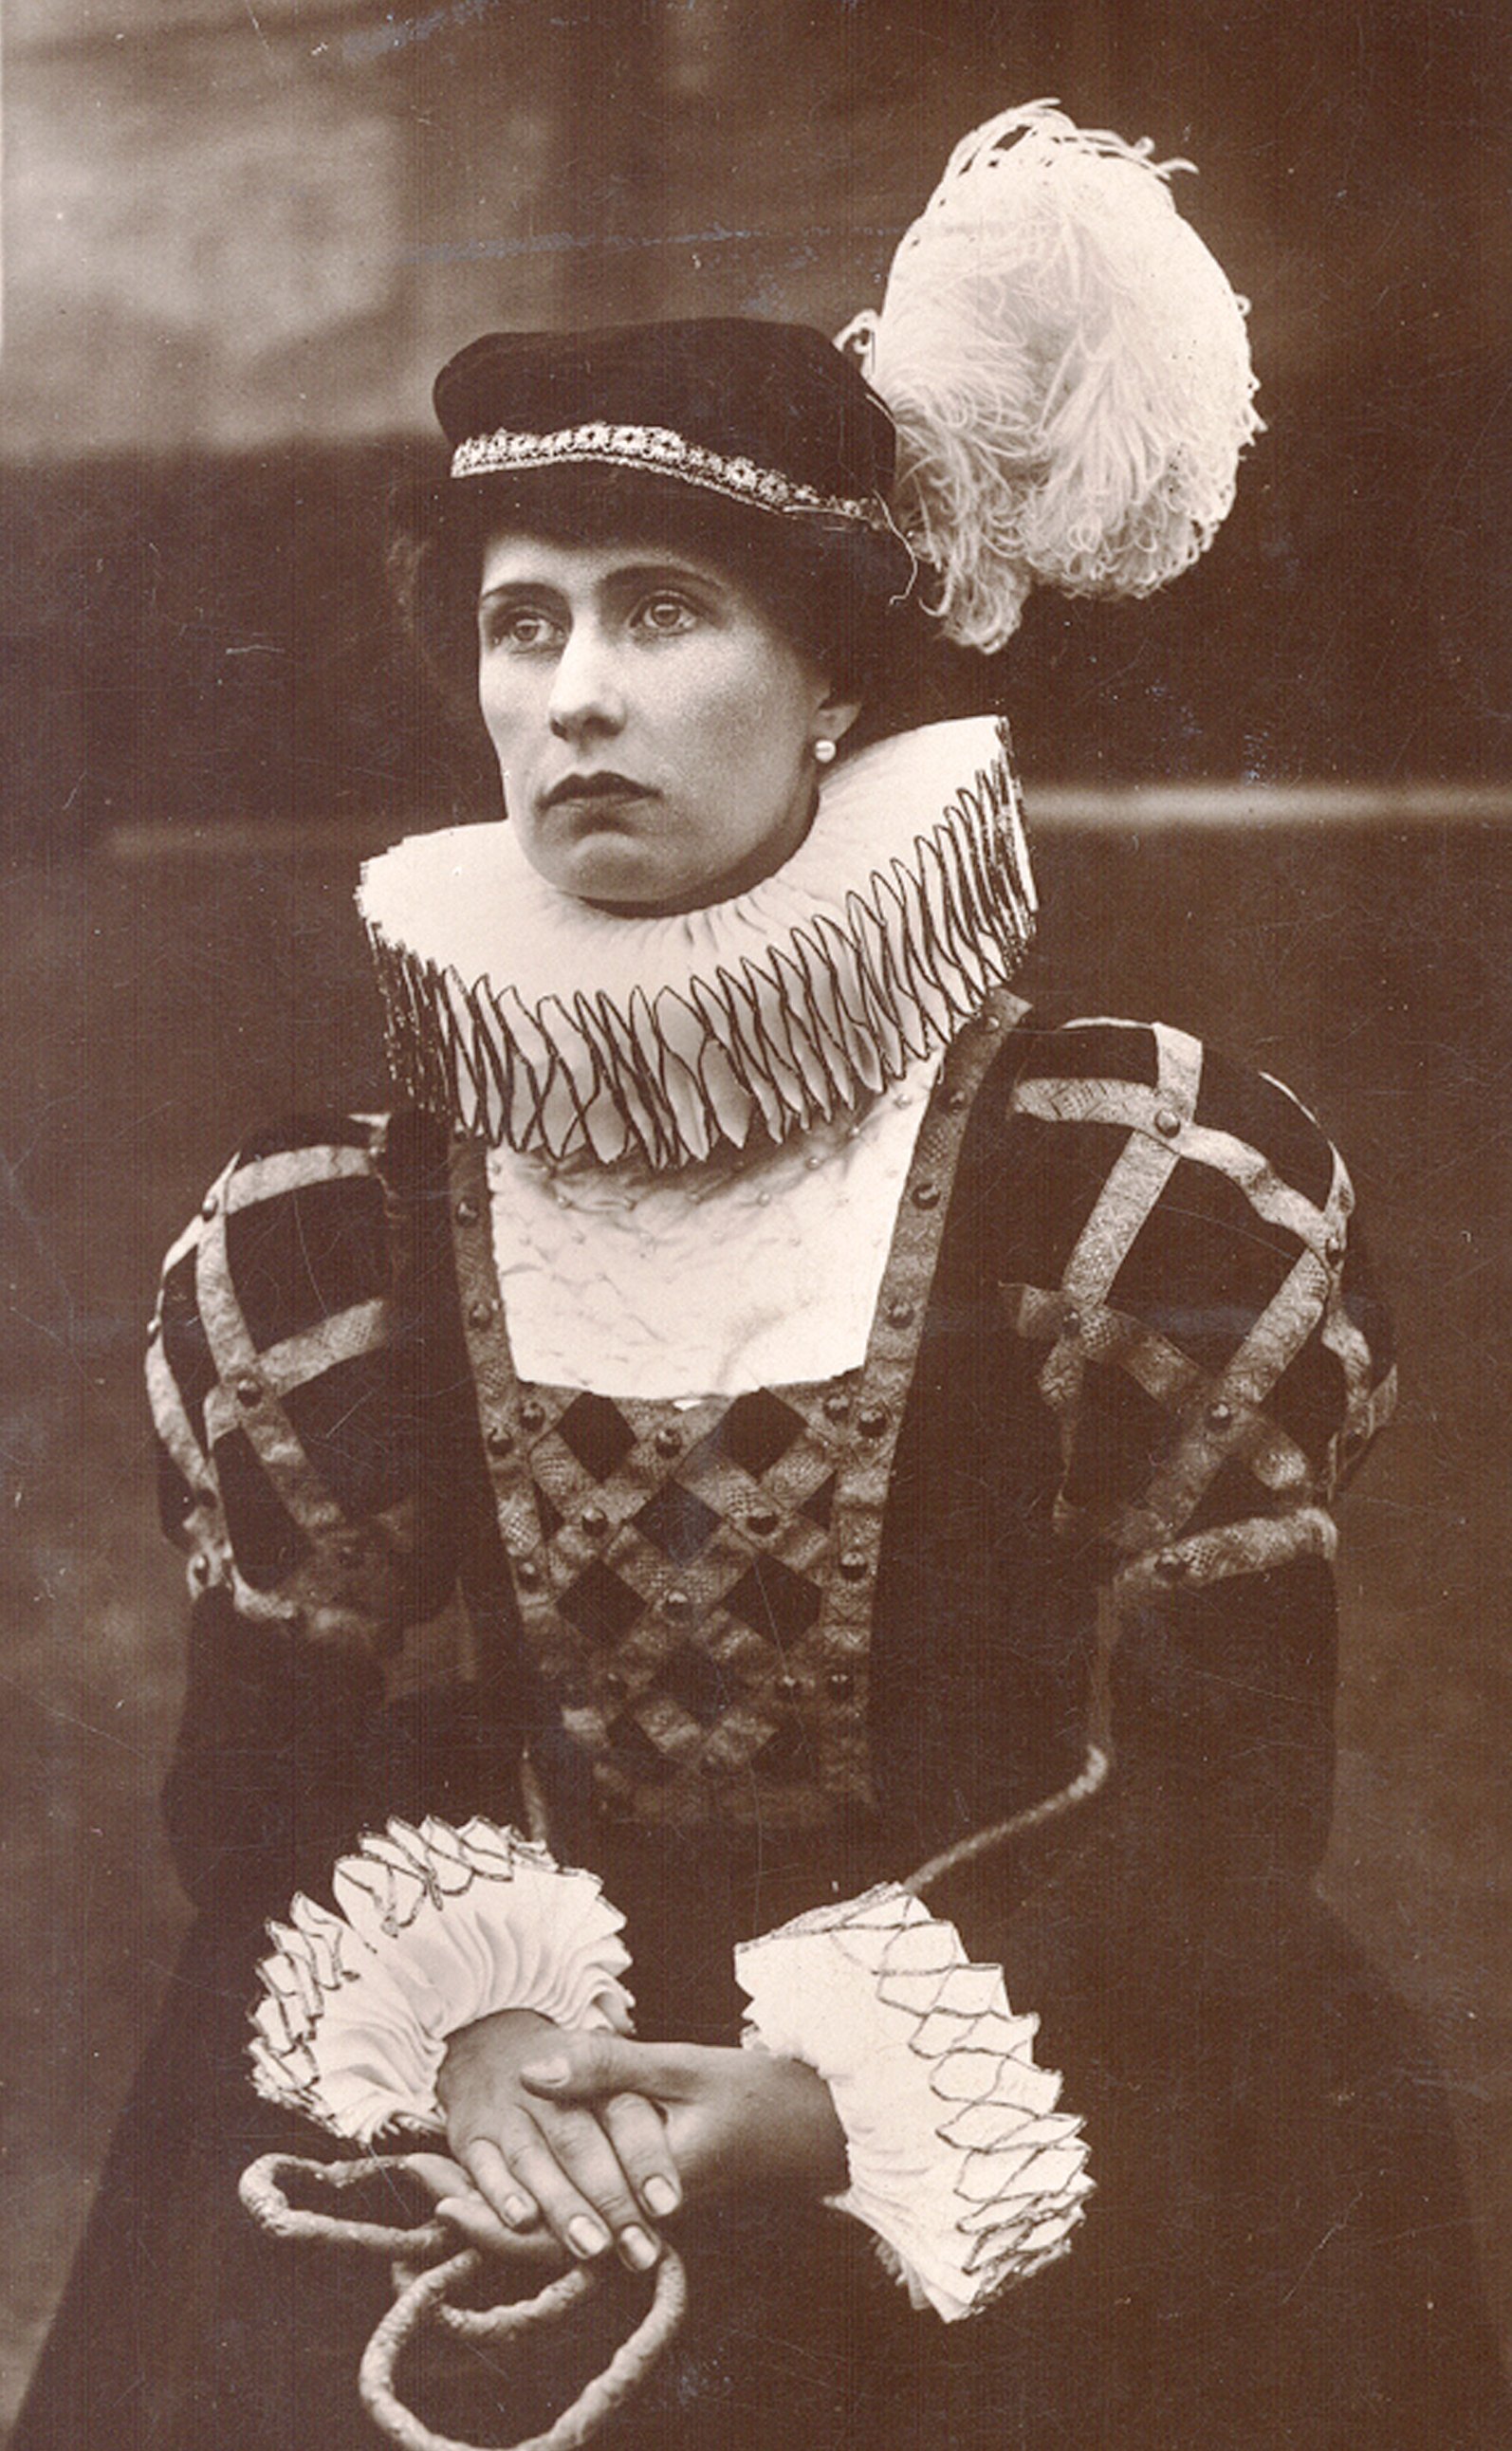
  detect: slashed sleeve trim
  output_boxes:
[145,1115,438,1652]
[736,1886,1091,2322]
[1001,1018,1395,1586]
[249,1817,634,2144]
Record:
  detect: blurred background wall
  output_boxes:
[2,0,1510,2435]
[2,0,1508,842]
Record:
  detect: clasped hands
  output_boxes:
[413,2006,848,2275]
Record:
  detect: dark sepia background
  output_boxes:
[1,0,1508,2430]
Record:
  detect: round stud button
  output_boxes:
[1060,1310,1081,1338]
[745,1505,779,1539]
[520,1400,546,1433]
[944,1086,968,1113]
[581,1505,609,1539]
[454,1197,479,1226]
[200,1192,218,1221]
[886,1301,914,1329]
[857,1405,889,1440]
[838,1550,869,1582]
[189,1553,213,1590]
[913,1181,941,1209]
[603,1671,628,1702]
[1324,1233,1344,1266]
[654,1426,682,1458]
[775,1673,802,1701]
[1207,1400,1234,1430]
[824,1668,855,1699]
[1153,1106,1182,1139]
[468,1299,494,1329]
[514,1557,542,1590]
[486,1425,513,1457]
[663,1589,692,1621]
[1153,1551,1189,1581]
[822,1391,852,1423]
[235,1377,261,1408]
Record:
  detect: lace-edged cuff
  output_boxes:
[736,1885,1091,2322]
[249,1817,633,2143]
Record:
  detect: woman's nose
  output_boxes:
[547,622,627,740]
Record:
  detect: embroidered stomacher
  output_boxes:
[359,716,1035,1168]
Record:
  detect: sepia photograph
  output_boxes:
[2,4,1509,2444]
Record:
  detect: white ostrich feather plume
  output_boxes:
[840,101,1262,652]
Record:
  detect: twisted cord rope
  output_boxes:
[363,2241,688,2451]
[239,2153,687,2451]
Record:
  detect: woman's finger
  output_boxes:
[457,2132,540,2231]
[520,2101,664,2271]
[522,2030,702,2104]
[433,2191,565,2267]
[403,2150,477,2208]
[479,2107,655,2270]
[600,2091,682,2221]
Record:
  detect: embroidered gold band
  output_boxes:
[450,420,894,532]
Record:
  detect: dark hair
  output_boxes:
[386,461,942,751]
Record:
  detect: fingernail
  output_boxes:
[567,2215,608,2258]
[644,2177,679,2218]
[502,2193,534,2227]
[620,2225,659,2271]
[524,2057,570,2087]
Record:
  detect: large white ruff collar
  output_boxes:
[360,716,1035,1168]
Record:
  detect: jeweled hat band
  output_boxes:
[433,317,899,533]
[450,419,894,533]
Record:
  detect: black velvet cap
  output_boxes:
[433,319,897,513]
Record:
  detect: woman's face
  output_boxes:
[476,528,857,913]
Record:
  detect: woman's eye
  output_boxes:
[635,593,698,636]
[483,607,562,652]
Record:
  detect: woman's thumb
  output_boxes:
[519,2031,639,2098]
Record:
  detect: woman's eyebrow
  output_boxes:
[477,578,568,608]
[601,560,725,596]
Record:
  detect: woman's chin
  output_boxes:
[546,844,688,914]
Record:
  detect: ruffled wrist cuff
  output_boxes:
[249,1817,633,2143]
[735,1885,1091,2322]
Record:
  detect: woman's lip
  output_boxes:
[543,774,650,808]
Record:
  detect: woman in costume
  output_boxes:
[18,106,1509,2451]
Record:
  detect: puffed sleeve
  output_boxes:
[145,1113,471,1911]
[997,1016,1392,1915]
[738,1017,1394,2320]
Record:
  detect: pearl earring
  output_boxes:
[814,738,838,765]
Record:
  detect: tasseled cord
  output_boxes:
[839,101,1263,653]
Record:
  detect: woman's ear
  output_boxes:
[817,691,863,756]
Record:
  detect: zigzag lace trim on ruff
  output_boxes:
[363,718,1035,1167]
[249,1817,633,2144]
[737,1883,1091,2321]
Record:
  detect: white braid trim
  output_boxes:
[737,1885,1091,2322]
[249,1818,633,2145]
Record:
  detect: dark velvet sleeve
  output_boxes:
[939,1018,1395,2016]
[145,1112,495,1919]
